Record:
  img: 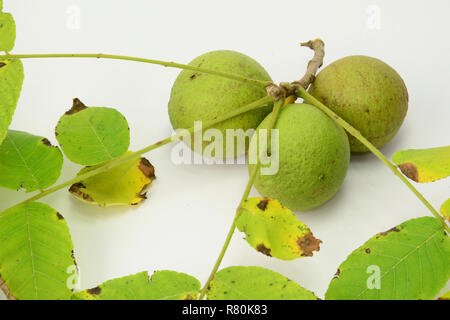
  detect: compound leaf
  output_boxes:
[0,202,77,300]
[325,217,450,300]
[207,266,318,300]
[0,3,16,52]
[69,151,155,206]
[440,199,450,222]
[0,59,24,145]
[393,146,450,183]
[235,197,321,260]
[73,270,200,300]
[55,98,130,166]
[0,130,63,192]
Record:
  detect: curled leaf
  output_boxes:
[392,146,450,183]
[0,202,77,300]
[55,98,130,166]
[73,270,200,300]
[235,197,321,260]
[325,217,450,300]
[69,151,155,206]
[207,266,318,300]
[0,130,63,192]
[0,59,23,145]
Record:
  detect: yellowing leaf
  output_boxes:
[73,270,200,300]
[207,266,318,300]
[392,146,450,183]
[440,198,450,222]
[69,151,155,206]
[235,197,321,260]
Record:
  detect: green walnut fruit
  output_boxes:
[249,103,350,211]
[308,55,408,152]
[168,50,272,158]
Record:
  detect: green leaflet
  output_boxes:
[55,99,130,166]
[0,59,24,145]
[73,270,201,300]
[235,197,321,260]
[0,3,16,52]
[69,151,155,207]
[0,130,63,192]
[440,199,450,222]
[207,266,318,300]
[325,217,450,300]
[392,146,450,183]
[0,202,77,300]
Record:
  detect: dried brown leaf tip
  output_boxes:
[138,157,156,179]
[333,269,341,279]
[297,232,322,257]
[398,162,419,182]
[69,182,94,202]
[0,62,6,68]
[56,212,64,220]
[65,98,88,115]
[87,286,102,295]
[256,243,272,257]
[41,138,52,147]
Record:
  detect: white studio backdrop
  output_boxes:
[1,0,449,299]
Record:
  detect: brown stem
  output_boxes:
[292,38,325,90]
[0,277,16,300]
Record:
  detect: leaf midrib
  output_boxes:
[6,134,41,190]
[353,227,444,299]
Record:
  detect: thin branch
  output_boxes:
[198,97,285,300]
[0,53,272,88]
[2,96,274,213]
[296,87,449,233]
[292,38,325,89]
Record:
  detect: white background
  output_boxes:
[1,0,449,299]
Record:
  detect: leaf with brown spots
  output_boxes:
[69,151,155,207]
[0,130,63,192]
[72,270,200,300]
[0,202,77,300]
[393,146,450,183]
[55,99,130,166]
[207,266,318,300]
[235,197,321,260]
[326,217,450,300]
